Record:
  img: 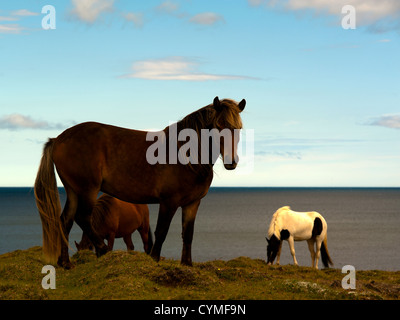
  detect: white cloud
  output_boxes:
[70,0,114,23]
[122,56,257,81]
[0,16,18,21]
[0,114,69,130]
[155,1,180,14]
[249,0,400,31]
[0,24,24,34]
[368,114,400,130]
[189,12,225,26]
[11,9,39,16]
[122,12,144,28]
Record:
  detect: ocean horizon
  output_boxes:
[1,187,399,271]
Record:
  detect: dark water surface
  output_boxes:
[0,187,399,271]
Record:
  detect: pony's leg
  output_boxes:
[276,241,283,265]
[307,239,316,268]
[288,237,298,266]
[123,234,135,251]
[75,193,109,258]
[181,200,201,266]
[151,202,178,262]
[58,189,78,269]
[314,239,322,269]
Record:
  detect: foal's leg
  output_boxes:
[288,237,298,266]
[138,227,149,253]
[123,234,135,251]
[150,202,178,262]
[58,187,78,269]
[307,239,316,268]
[107,233,116,251]
[181,199,201,266]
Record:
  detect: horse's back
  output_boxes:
[274,207,327,241]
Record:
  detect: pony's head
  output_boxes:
[211,96,246,170]
[266,235,280,265]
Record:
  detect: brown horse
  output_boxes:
[74,194,153,253]
[34,96,246,268]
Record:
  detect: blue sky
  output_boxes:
[0,0,399,187]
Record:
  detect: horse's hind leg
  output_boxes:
[307,239,316,268]
[58,187,78,269]
[314,239,323,269]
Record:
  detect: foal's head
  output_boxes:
[75,237,94,251]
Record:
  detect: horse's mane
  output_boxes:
[164,99,243,177]
[178,99,243,132]
[267,206,291,240]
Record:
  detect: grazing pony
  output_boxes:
[74,194,153,253]
[34,96,246,268]
[266,206,333,269]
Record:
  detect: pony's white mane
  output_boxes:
[267,206,291,240]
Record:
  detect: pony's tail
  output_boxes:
[320,235,333,268]
[147,226,154,255]
[34,139,63,265]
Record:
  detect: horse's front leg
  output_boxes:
[150,202,178,262]
[181,200,201,266]
[276,241,283,265]
[288,237,298,266]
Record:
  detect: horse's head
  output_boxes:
[212,96,246,170]
[266,235,281,265]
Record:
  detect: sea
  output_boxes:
[0,187,399,271]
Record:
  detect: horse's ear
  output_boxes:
[238,99,246,112]
[213,96,222,112]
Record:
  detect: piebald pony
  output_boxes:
[266,206,333,269]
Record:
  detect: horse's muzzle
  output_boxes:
[223,155,238,170]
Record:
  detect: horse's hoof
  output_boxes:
[150,253,160,262]
[57,258,75,270]
[181,260,193,267]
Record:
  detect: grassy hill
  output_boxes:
[0,246,399,300]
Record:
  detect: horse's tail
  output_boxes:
[147,225,154,254]
[34,138,64,264]
[320,235,333,268]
